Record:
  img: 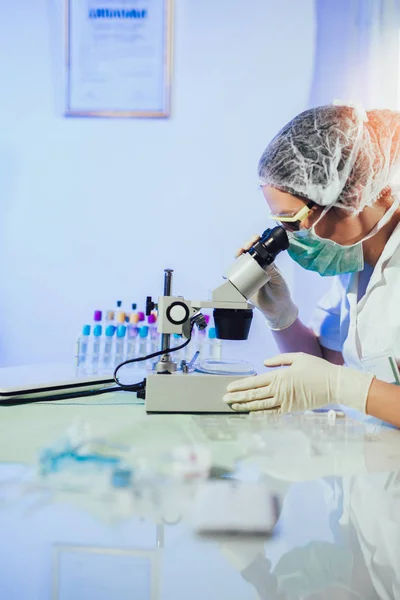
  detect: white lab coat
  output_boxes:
[340,473,400,600]
[310,221,400,371]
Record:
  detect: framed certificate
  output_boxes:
[65,0,173,118]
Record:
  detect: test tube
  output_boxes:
[208,327,222,360]
[103,325,116,371]
[126,303,137,324]
[105,310,115,324]
[92,324,103,372]
[76,325,91,367]
[94,310,102,324]
[116,307,126,327]
[148,313,159,354]
[115,324,127,366]
[138,325,149,367]
[127,314,140,360]
[195,329,207,360]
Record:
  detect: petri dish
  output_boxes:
[196,359,256,376]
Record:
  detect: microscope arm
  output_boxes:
[191,251,270,313]
[155,252,271,338]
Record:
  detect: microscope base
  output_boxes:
[145,372,249,414]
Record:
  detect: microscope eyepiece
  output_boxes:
[247,226,289,269]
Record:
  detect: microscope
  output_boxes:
[144,227,289,413]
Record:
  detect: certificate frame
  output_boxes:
[64,0,173,118]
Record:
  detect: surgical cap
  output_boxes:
[258,104,400,213]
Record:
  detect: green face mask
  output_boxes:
[287,198,400,277]
[288,228,364,276]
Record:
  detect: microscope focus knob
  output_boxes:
[146,296,156,316]
[166,301,190,325]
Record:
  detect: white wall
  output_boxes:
[0,0,316,371]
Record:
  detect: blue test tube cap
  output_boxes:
[82,325,91,336]
[208,327,217,339]
[116,324,127,338]
[173,333,181,339]
[105,325,116,337]
[139,325,149,338]
[93,324,102,337]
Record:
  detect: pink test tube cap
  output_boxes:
[94,310,102,321]
[137,311,145,322]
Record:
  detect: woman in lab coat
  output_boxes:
[224,104,400,428]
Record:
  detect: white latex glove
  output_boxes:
[223,353,374,414]
[236,235,298,330]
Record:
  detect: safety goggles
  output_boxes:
[269,201,315,232]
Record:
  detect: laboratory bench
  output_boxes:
[0,392,400,599]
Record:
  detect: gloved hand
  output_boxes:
[223,353,374,414]
[236,235,298,330]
